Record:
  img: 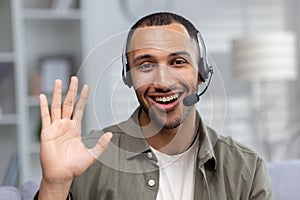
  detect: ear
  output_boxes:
[198,73,204,85]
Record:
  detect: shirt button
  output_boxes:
[148,179,156,187]
[147,152,153,159]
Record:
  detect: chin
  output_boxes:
[140,99,194,130]
[152,113,182,130]
[163,121,181,129]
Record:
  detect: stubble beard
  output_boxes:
[140,103,193,130]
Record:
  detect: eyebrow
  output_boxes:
[133,54,153,65]
[169,51,192,58]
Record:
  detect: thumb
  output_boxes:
[88,132,113,160]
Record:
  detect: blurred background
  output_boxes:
[0,0,300,186]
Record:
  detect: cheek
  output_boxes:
[134,85,152,108]
[131,71,154,89]
[179,68,199,89]
[134,84,148,99]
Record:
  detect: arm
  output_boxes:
[37,77,112,199]
[249,158,274,200]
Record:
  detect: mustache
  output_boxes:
[149,85,183,93]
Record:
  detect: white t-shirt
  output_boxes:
[150,137,199,200]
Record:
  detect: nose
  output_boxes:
[153,65,177,89]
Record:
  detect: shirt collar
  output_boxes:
[197,119,218,170]
[120,107,218,169]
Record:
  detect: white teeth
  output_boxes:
[155,94,179,103]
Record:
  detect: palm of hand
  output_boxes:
[39,77,112,184]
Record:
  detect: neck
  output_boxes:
[140,109,198,155]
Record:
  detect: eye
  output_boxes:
[136,63,157,71]
[172,58,187,66]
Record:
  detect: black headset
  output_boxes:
[121,30,213,88]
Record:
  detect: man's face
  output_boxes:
[127,23,201,129]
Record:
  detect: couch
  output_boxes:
[0,180,39,200]
[267,159,300,200]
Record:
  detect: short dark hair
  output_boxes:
[125,12,199,53]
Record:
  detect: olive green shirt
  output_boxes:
[68,108,273,199]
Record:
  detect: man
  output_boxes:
[36,12,273,199]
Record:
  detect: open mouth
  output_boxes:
[148,92,183,111]
[153,93,179,104]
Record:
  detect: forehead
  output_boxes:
[127,23,197,53]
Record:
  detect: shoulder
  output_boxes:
[204,128,273,199]
[213,134,266,175]
[216,135,261,160]
[83,121,130,148]
[202,124,262,163]
[103,122,126,134]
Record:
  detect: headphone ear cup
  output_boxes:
[122,63,133,87]
[198,57,208,82]
[122,49,133,87]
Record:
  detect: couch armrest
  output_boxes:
[0,186,22,200]
[267,159,300,200]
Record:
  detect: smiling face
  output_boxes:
[127,23,201,130]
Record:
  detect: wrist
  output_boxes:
[38,179,72,200]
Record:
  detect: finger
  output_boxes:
[73,84,89,128]
[51,79,62,122]
[39,94,51,129]
[62,76,78,119]
[88,132,113,160]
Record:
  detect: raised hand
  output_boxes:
[38,77,112,199]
